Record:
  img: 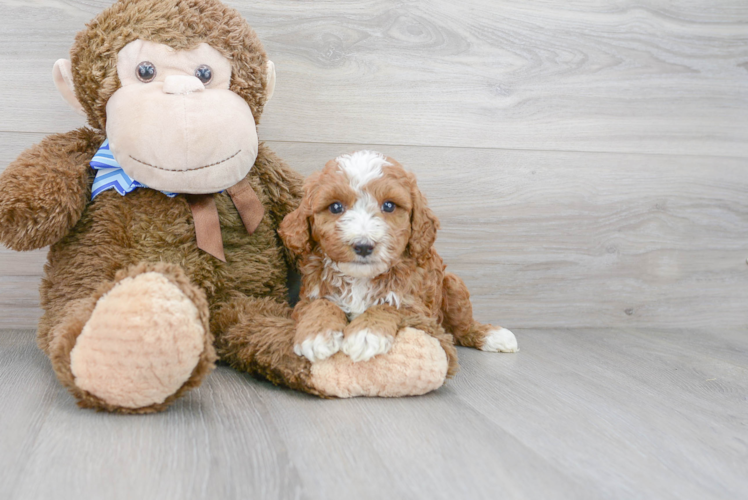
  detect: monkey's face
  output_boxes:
[104,40,259,194]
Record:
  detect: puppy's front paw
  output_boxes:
[481,327,519,353]
[341,328,394,362]
[294,330,344,363]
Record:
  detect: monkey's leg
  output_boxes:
[212,296,318,394]
[213,297,455,398]
[441,272,519,353]
[47,263,216,413]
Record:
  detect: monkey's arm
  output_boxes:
[0,128,100,251]
[254,143,304,228]
[253,143,305,267]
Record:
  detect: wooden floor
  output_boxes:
[1,328,746,500]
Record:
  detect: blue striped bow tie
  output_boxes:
[90,139,176,200]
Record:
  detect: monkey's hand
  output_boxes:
[0,128,99,251]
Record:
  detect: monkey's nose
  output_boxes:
[162,75,205,95]
[353,243,375,257]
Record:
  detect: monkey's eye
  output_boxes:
[136,61,157,83]
[195,65,213,85]
[329,202,345,215]
[382,201,396,213]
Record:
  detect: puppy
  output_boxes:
[279,151,518,363]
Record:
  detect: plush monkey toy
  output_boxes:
[0,0,454,413]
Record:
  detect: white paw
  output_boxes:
[341,329,394,362]
[481,328,519,353]
[294,330,344,363]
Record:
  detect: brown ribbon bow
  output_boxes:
[185,179,264,262]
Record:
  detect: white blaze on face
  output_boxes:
[336,150,389,191]
[335,151,390,247]
[338,192,388,245]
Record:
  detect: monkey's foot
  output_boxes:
[70,272,204,408]
[310,327,449,398]
[60,267,214,412]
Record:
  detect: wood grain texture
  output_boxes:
[2,133,746,329]
[453,328,748,500]
[1,327,746,499]
[0,0,747,156]
[267,141,748,330]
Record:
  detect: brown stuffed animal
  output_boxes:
[0,0,452,413]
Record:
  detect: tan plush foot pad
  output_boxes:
[310,327,449,398]
[70,272,205,409]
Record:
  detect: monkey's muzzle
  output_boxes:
[105,82,259,194]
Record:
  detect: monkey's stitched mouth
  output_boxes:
[128,150,242,172]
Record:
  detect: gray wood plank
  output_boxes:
[0,274,44,329]
[0,330,306,500]
[2,133,746,330]
[252,383,593,500]
[1,328,747,499]
[0,329,592,500]
[451,327,748,500]
[0,329,58,500]
[269,141,748,330]
[1,0,747,156]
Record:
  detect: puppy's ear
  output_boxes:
[279,172,323,258]
[407,174,440,260]
[279,200,313,258]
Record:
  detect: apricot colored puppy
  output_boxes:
[279,151,518,363]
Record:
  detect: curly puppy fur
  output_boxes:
[280,152,516,371]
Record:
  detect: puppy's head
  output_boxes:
[279,151,439,278]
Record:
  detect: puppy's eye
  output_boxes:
[136,61,157,83]
[329,202,345,214]
[195,65,213,85]
[382,201,396,213]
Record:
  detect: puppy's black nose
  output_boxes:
[353,243,374,257]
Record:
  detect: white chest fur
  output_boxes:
[326,277,401,320]
[316,258,401,320]
[329,276,377,319]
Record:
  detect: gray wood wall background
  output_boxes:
[1,0,746,331]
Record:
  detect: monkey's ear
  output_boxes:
[53,59,86,117]
[265,60,276,103]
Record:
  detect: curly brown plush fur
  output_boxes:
[0,129,97,252]
[0,0,455,412]
[0,0,313,412]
